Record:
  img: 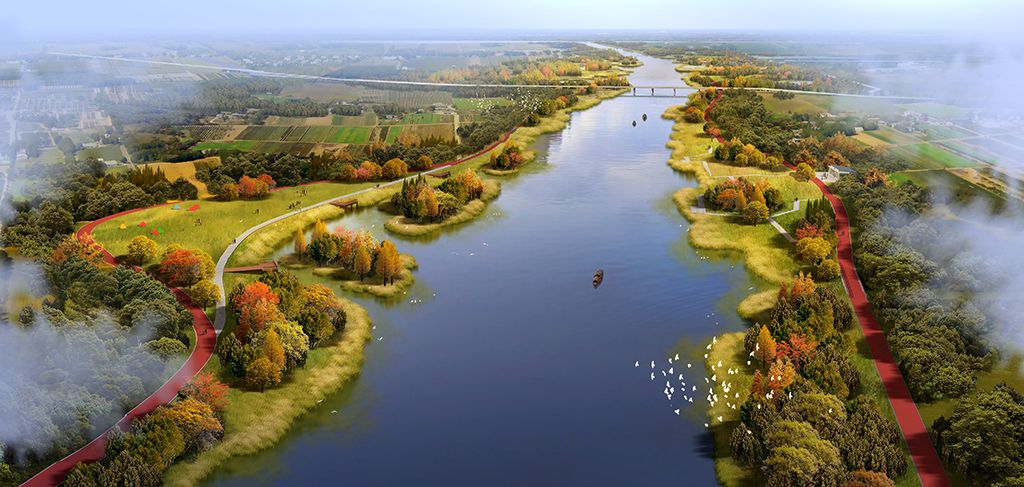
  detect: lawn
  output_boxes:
[324,126,372,144]
[888,143,980,169]
[89,180,379,263]
[76,144,125,162]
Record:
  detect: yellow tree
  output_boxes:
[755,325,777,367]
[354,243,372,281]
[294,228,307,256]
[767,358,796,392]
[312,219,328,242]
[375,240,401,285]
[155,398,222,451]
[262,328,286,370]
[246,357,282,392]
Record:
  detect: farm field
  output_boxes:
[862,126,922,145]
[76,144,126,162]
[758,93,828,115]
[184,125,235,140]
[888,143,980,169]
[332,113,377,126]
[194,140,257,152]
[921,123,976,140]
[384,126,403,144]
[324,126,372,144]
[937,140,1002,165]
[237,125,290,141]
[403,123,455,141]
[897,101,973,119]
[853,131,889,148]
[300,126,334,143]
[20,147,64,166]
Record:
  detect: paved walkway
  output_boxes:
[27,125,520,487]
[702,86,950,486]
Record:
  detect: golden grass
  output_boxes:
[736,290,777,322]
[140,157,221,198]
[384,179,501,237]
[162,298,372,487]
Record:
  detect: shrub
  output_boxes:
[815,259,841,281]
[744,201,770,225]
[126,236,158,265]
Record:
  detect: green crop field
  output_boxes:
[938,141,1001,165]
[888,143,979,169]
[921,124,976,141]
[384,126,403,144]
[324,126,372,144]
[77,144,126,162]
[898,101,972,119]
[194,140,258,152]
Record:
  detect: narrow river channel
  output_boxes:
[206,49,764,486]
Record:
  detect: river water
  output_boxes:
[206,49,762,486]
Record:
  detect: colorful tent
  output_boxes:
[188,204,200,212]
[157,228,164,234]
[151,229,159,235]
[118,224,127,230]
[138,222,148,227]
[172,204,181,210]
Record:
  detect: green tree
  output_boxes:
[98,453,161,487]
[145,337,188,359]
[189,279,221,309]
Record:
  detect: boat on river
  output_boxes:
[642,113,648,121]
[593,269,604,287]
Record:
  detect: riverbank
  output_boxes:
[704,332,756,486]
[162,297,373,487]
[482,89,626,176]
[663,107,815,319]
[384,178,501,237]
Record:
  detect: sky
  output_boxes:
[3,0,1023,41]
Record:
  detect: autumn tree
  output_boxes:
[126,236,158,265]
[353,243,372,281]
[375,240,401,285]
[257,173,277,190]
[246,356,282,392]
[843,470,895,487]
[312,219,329,242]
[744,201,770,225]
[794,162,816,182]
[821,150,849,171]
[160,249,204,287]
[218,182,239,201]
[294,228,307,256]
[815,258,841,281]
[767,359,796,392]
[789,272,816,301]
[238,299,285,339]
[231,281,280,313]
[755,325,777,367]
[181,372,229,412]
[189,279,220,308]
[864,167,889,188]
[155,398,223,452]
[796,236,831,263]
[382,158,409,179]
[412,154,433,171]
[261,328,287,370]
[237,176,270,199]
[775,334,817,370]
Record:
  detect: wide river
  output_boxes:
[207,49,761,486]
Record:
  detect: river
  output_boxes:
[206,49,763,486]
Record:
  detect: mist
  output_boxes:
[0,261,173,464]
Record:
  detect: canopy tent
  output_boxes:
[118,224,127,230]
[138,222,148,227]
[187,205,200,212]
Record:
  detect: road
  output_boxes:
[702,88,950,487]
[48,51,934,100]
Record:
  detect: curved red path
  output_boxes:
[21,209,217,487]
[703,87,949,486]
[22,124,520,487]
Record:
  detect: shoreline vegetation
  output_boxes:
[384,178,501,237]
[482,89,626,176]
[662,105,813,320]
[275,253,419,299]
[163,297,372,487]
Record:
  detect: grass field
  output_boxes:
[937,141,1002,165]
[90,180,379,262]
[237,126,289,141]
[76,144,125,162]
[193,140,257,152]
[758,93,828,115]
[20,147,64,166]
[888,143,980,169]
[921,124,976,141]
[898,101,972,119]
[332,113,378,126]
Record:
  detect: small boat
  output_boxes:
[632,120,637,127]
[593,269,604,288]
[642,113,648,121]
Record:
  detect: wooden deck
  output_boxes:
[223,261,278,274]
[428,171,451,179]
[330,198,358,209]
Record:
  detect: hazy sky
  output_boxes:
[4,0,1023,41]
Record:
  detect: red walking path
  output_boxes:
[23,124,521,487]
[702,87,950,486]
[21,210,217,487]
